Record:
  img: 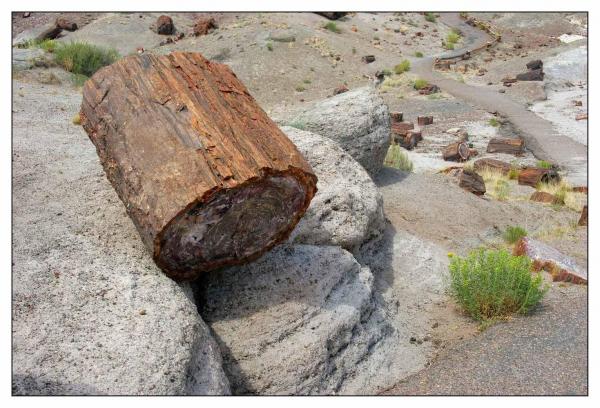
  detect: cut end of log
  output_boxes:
[155,171,314,280]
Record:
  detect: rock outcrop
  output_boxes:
[282,126,385,253]
[289,87,391,176]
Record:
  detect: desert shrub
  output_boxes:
[394,60,411,74]
[424,12,437,23]
[295,85,306,92]
[303,79,311,84]
[448,249,547,323]
[446,31,461,45]
[324,22,341,33]
[415,51,424,57]
[488,118,500,127]
[537,160,552,169]
[503,226,527,244]
[54,41,119,77]
[266,41,273,51]
[381,69,393,77]
[384,144,413,172]
[413,78,428,90]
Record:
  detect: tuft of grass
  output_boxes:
[446,31,461,46]
[37,39,58,53]
[303,79,311,84]
[394,59,411,74]
[536,179,586,212]
[424,12,437,23]
[352,46,356,54]
[489,118,500,127]
[381,68,393,77]
[324,22,341,34]
[373,35,380,41]
[444,42,455,50]
[54,41,119,77]
[266,41,273,51]
[503,226,528,244]
[71,73,89,87]
[295,85,306,92]
[537,160,552,169]
[479,167,511,201]
[415,51,424,58]
[72,113,81,125]
[508,164,520,180]
[448,249,548,324]
[413,78,429,90]
[384,144,413,172]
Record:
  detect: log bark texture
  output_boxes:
[486,137,524,155]
[80,52,317,281]
[442,142,470,162]
[459,170,486,196]
[473,158,512,175]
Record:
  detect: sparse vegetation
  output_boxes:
[503,226,528,244]
[373,36,380,41]
[537,160,553,169]
[445,30,461,49]
[266,41,273,51]
[54,41,119,78]
[295,85,306,92]
[413,79,429,90]
[384,144,413,172]
[489,118,500,127]
[448,249,548,325]
[415,51,424,58]
[394,60,411,74]
[381,69,393,77]
[444,42,455,50]
[352,47,356,54]
[537,179,586,212]
[72,113,81,125]
[303,79,312,84]
[324,22,341,33]
[479,167,511,201]
[424,13,437,23]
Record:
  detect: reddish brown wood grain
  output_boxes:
[80,52,317,281]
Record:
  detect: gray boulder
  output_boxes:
[289,87,391,176]
[282,126,385,253]
[12,48,45,71]
[195,244,379,395]
[12,81,229,395]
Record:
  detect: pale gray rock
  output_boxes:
[195,244,378,395]
[282,126,385,253]
[12,48,45,70]
[12,81,229,395]
[289,87,391,176]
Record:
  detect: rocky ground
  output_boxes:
[12,12,587,395]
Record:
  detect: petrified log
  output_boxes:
[391,111,404,123]
[399,130,422,150]
[578,205,588,226]
[518,167,560,187]
[473,158,512,175]
[516,68,544,81]
[417,115,433,126]
[459,169,486,195]
[56,17,78,31]
[526,59,543,70]
[362,55,376,64]
[80,52,317,281]
[391,121,414,137]
[486,137,524,155]
[193,17,217,36]
[35,25,62,41]
[442,141,470,162]
[155,15,174,35]
[530,191,556,203]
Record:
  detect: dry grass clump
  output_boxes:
[384,144,413,172]
[478,167,511,201]
[394,60,411,74]
[537,179,586,212]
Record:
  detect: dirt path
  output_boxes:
[412,13,587,186]
[382,284,587,395]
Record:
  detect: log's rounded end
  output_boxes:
[154,171,316,281]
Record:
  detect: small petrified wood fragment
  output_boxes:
[486,137,524,155]
[80,52,317,281]
[518,167,560,187]
[578,205,588,226]
[417,116,433,126]
[442,141,470,162]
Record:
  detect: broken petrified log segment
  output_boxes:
[442,141,470,162]
[80,52,317,281]
[417,115,433,126]
[526,59,543,70]
[399,130,422,150]
[486,137,524,155]
[473,158,512,175]
[362,55,376,64]
[518,167,560,187]
[56,17,77,31]
[193,17,217,36]
[516,68,544,81]
[514,237,587,284]
[459,169,486,196]
[35,25,62,41]
[391,112,403,123]
[578,205,588,226]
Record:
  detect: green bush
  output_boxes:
[54,41,119,77]
[424,12,436,23]
[489,118,500,127]
[415,51,424,58]
[413,79,428,90]
[394,59,411,74]
[295,85,306,92]
[444,42,455,50]
[503,226,528,244]
[384,144,413,172]
[324,22,341,33]
[266,41,273,51]
[449,249,547,323]
[446,31,461,45]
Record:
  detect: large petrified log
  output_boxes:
[518,167,560,187]
[80,52,317,281]
[442,141,470,161]
[486,137,524,155]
